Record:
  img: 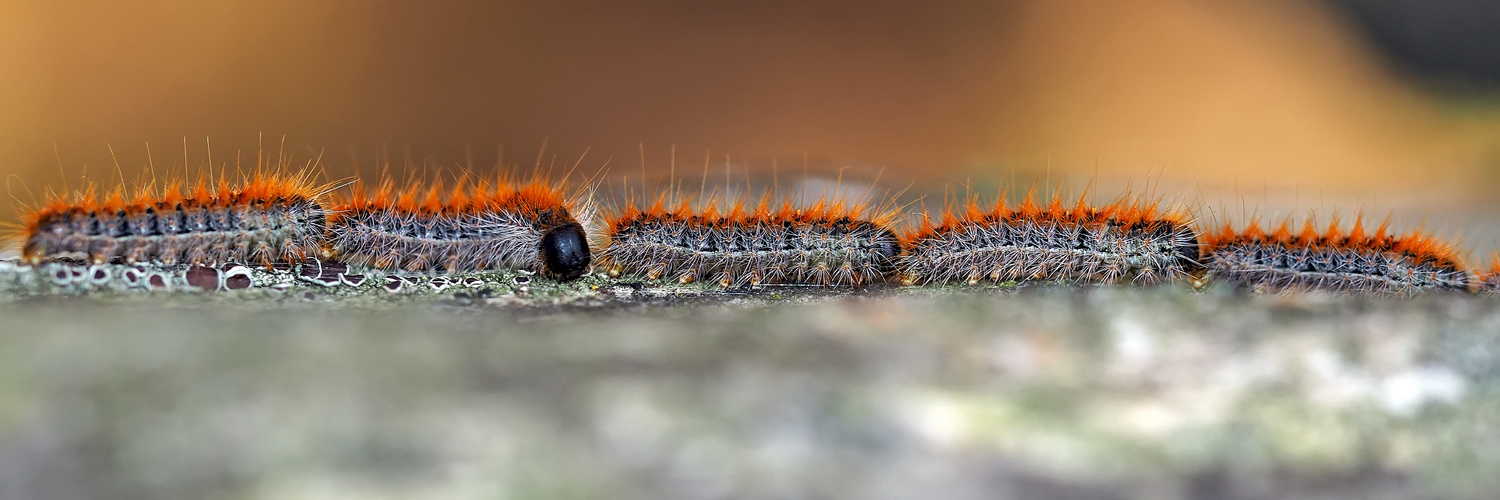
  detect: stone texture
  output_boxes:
[0,260,1497,499]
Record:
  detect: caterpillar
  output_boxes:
[325,176,593,280]
[597,195,903,287]
[1200,217,1470,295]
[18,172,330,267]
[898,194,1201,286]
[1479,259,1500,293]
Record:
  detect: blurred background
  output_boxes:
[3,0,1500,250]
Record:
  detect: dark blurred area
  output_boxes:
[2,0,1499,226]
[1331,0,1500,86]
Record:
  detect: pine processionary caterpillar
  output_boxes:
[1478,259,1500,293]
[1200,217,1470,295]
[598,195,903,287]
[898,194,1201,286]
[19,172,331,267]
[325,176,593,280]
[12,144,1493,300]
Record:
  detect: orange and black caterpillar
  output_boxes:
[1477,259,1500,293]
[899,194,1201,286]
[20,172,330,267]
[325,176,592,280]
[598,195,903,287]
[1201,217,1470,295]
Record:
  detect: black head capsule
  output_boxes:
[1173,224,1204,274]
[540,223,591,280]
[871,227,904,275]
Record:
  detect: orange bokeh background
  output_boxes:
[3,0,1499,250]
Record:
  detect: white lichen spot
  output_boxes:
[989,336,1042,378]
[1299,344,1376,409]
[1107,313,1156,379]
[895,391,971,449]
[1378,366,1466,416]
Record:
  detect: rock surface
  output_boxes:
[0,260,1497,499]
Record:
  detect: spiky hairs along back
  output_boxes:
[1485,277,1499,292]
[899,195,1201,286]
[598,196,903,287]
[325,177,591,280]
[1479,259,1500,293]
[21,172,330,267]
[1201,218,1470,295]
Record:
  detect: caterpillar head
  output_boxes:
[540,223,591,280]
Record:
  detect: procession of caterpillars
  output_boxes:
[9,160,1499,297]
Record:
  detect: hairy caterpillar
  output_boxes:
[1479,259,1500,293]
[1200,217,1470,295]
[325,176,593,280]
[598,195,903,287]
[19,172,330,267]
[899,194,1201,286]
